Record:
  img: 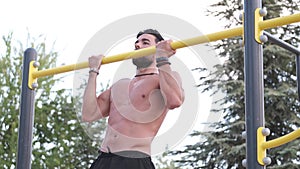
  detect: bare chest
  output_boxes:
[129,78,159,103]
[111,77,164,112]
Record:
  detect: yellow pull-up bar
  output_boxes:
[28,12,300,89]
[30,27,243,81]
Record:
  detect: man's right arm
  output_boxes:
[81,72,111,122]
[81,55,110,122]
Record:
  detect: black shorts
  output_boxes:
[89,151,156,169]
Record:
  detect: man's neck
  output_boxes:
[136,66,159,77]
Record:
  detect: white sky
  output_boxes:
[1,0,223,63]
[0,0,226,155]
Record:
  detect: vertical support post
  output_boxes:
[16,48,37,169]
[296,55,300,101]
[243,0,265,168]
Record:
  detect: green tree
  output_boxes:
[170,0,300,168]
[0,32,101,168]
[154,150,178,169]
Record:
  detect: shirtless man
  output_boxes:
[82,29,184,169]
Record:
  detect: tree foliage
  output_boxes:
[0,32,100,168]
[171,0,300,168]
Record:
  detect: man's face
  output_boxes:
[133,34,157,68]
[134,34,157,50]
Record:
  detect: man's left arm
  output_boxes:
[156,40,185,109]
[158,65,185,109]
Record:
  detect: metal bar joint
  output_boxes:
[28,61,39,89]
[257,127,300,165]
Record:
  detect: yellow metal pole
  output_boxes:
[31,46,157,79]
[170,27,243,49]
[32,27,243,79]
[259,13,300,30]
[31,12,300,80]
[31,61,88,79]
[262,128,300,149]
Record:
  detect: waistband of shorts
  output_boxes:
[98,150,151,158]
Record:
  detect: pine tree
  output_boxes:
[171,0,300,168]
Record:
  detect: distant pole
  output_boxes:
[244,0,265,168]
[264,31,300,55]
[296,56,300,101]
[16,48,37,169]
[264,31,300,101]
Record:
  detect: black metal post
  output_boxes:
[16,48,37,169]
[244,0,265,168]
[296,56,300,101]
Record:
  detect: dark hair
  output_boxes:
[136,29,164,43]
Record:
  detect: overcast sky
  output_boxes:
[1,0,222,62]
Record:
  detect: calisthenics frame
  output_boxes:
[17,3,300,169]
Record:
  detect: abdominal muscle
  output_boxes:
[100,103,168,155]
[100,78,168,155]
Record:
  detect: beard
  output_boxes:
[132,56,153,69]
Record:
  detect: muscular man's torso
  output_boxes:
[101,75,168,154]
